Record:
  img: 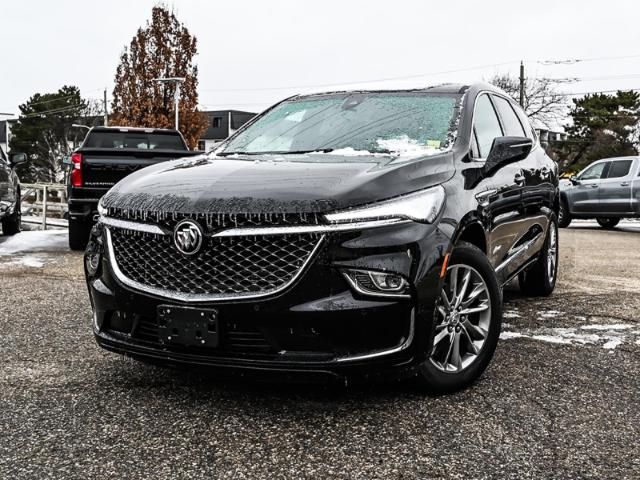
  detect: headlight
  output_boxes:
[97,200,106,217]
[324,185,445,224]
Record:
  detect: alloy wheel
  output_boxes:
[430,264,492,373]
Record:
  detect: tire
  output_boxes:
[596,217,619,229]
[558,197,571,228]
[519,213,559,297]
[1,196,21,236]
[414,242,502,394]
[68,218,92,250]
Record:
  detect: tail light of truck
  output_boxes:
[71,153,82,187]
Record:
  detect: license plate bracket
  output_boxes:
[157,305,219,348]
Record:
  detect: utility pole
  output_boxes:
[152,77,186,130]
[519,61,525,107]
[103,88,108,126]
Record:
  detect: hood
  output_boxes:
[101,152,455,214]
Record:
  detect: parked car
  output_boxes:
[559,156,640,228]
[86,83,559,392]
[0,146,26,236]
[66,126,201,250]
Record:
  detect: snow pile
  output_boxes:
[0,230,68,255]
[376,135,443,157]
[310,147,384,157]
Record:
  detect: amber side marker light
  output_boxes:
[440,252,451,278]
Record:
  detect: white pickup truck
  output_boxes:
[559,156,640,228]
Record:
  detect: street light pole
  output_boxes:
[152,77,186,131]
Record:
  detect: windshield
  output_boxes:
[221,92,461,156]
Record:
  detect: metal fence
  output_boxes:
[20,183,68,230]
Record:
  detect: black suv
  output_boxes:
[0,146,25,236]
[86,83,559,392]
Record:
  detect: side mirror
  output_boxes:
[10,153,26,166]
[63,155,73,165]
[569,175,580,185]
[483,136,533,176]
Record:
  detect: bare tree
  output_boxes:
[489,74,568,129]
[111,6,208,149]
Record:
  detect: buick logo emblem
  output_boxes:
[173,220,203,255]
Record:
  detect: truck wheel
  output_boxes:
[68,219,91,250]
[519,214,558,297]
[414,242,502,394]
[596,217,619,229]
[1,197,21,236]
[558,198,571,228]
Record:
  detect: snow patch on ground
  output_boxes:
[0,230,68,269]
[500,323,640,350]
[0,229,68,255]
[0,255,45,269]
[503,310,521,319]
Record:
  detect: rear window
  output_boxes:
[84,131,186,150]
[606,160,632,178]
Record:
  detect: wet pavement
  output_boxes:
[0,223,638,479]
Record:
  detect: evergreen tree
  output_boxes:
[9,86,99,183]
[111,6,208,149]
[554,91,640,173]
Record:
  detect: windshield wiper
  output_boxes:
[217,149,335,156]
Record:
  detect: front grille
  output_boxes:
[108,227,323,298]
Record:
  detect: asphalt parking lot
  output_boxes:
[1,223,639,479]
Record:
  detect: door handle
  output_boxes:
[514,173,525,185]
[620,182,630,186]
[475,189,498,207]
[589,184,598,188]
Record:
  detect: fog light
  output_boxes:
[85,251,101,276]
[343,269,410,298]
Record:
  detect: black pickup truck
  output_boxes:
[67,126,200,249]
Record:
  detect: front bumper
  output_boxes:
[87,219,450,382]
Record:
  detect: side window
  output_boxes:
[492,96,526,137]
[606,160,632,178]
[474,94,503,158]
[579,162,608,180]
[512,103,536,140]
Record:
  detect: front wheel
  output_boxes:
[1,197,21,236]
[414,242,502,394]
[596,217,620,229]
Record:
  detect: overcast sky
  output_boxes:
[1,0,640,117]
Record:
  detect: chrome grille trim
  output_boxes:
[100,216,168,235]
[212,218,411,237]
[98,215,410,237]
[105,227,325,303]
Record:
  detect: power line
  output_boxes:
[200,60,520,93]
[536,53,640,65]
[0,88,104,114]
[20,103,87,118]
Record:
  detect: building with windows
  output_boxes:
[198,110,256,151]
